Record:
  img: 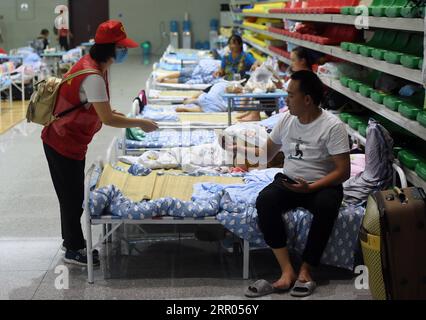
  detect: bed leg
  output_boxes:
[86,218,94,284]
[102,225,107,244]
[243,240,250,280]
[107,224,113,243]
[228,99,233,126]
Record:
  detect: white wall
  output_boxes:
[0,0,225,53]
[0,0,67,51]
[109,0,225,55]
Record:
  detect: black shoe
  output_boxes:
[64,249,100,267]
[61,242,99,258]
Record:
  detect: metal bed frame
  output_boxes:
[123,103,231,156]
[84,126,409,284]
[223,91,286,126]
[0,64,28,109]
[84,138,252,284]
[146,72,211,92]
[120,119,229,156]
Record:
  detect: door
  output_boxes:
[69,0,109,48]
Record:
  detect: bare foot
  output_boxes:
[273,273,297,290]
[175,107,187,112]
[297,269,314,283]
[236,112,250,120]
[183,98,197,105]
[238,113,261,122]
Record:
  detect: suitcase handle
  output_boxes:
[393,187,407,204]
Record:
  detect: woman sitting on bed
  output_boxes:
[160,34,255,86]
[213,34,256,81]
[156,59,221,85]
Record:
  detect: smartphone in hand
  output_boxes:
[281,174,298,185]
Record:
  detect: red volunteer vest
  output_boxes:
[41,55,110,160]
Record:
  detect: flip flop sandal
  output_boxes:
[290,280,317,297]
[244,279,290,298]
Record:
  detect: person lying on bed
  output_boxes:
[156,59,221,85]
[223,71,350,298]
[236,46,314,122]
[175,80,229,113]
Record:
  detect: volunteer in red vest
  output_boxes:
[42,20,158,266]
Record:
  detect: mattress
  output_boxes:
[90,165,244,218]
[148,89,202,102]
[125,128,218,149]
[154,82,211,91]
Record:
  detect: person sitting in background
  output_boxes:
[32,29,50,54]
[213,34,256,81]
[156,59,221,85]
[236,46,314,122]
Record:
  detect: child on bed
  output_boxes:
[175,80,229,113]
[156,59,221,85]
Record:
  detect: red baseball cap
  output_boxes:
[95,20,138,48]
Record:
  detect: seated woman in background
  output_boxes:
[162,35,258,113]
[237,46,314,122]
[156,59,222,85]
[175,36,259,113]
[214,34,257,81]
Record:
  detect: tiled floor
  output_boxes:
[0,56,372,300]
[0,236,372,300]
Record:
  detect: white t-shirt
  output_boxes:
[269,109,350,183]
[79,74,109,106]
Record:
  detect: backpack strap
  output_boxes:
[54,69,103,119]
[60,68,102,85]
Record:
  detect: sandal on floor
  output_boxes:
[290,280,317,297]
[245,279,290,298]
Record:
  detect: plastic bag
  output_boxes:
[138,151,179,169]
[317,62,341,79]
[244,57,281,93]
[220,122,269,148]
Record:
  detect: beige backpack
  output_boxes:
[26,69,101,127]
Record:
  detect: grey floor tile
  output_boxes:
[0,271,46,300]
[0,238,61,271]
